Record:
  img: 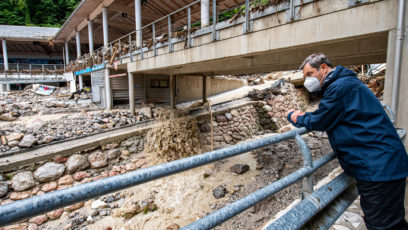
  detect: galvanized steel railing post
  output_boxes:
[212,0,217,41]
[168,16,173,52]
[139,29,144,59]
[42,64,45,79]
[129,34,133,61]
[119,39,122,63]
[29,64,32,78]
[244,0,250,33]
[152,23,157,56]
[187,6,192,48]
[16,64,20,79]
[54,64,57,78]
[295,134,314,199]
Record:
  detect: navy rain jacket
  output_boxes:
[287,66,408,181]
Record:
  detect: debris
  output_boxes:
[230,164,250,175]
[35,85,56,96]
[213,185,228,199]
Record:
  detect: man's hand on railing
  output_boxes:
[285,109,305,123]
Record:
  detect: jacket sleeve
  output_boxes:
[295,87,346,131]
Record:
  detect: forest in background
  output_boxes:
[0,0,80,27]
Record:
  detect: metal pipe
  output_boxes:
[391,0,406,116]
[264,173,355,230]
[187,7,192,48]
[212,0,217,41]
[295,134,314,198]
[303,185,359,230]
[201,0,210,28]
[102,7,109,46]
[135,0,142,46]
[152,23,157,56]
[88,20,94,53]
[182,152,336,230]
[0,128,307,226]
[168,16,173,52]
[244,0,250,33]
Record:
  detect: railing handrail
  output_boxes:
[0,127,311,226]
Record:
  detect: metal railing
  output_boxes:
[67,0,320,73]
[0,63,65,79]
[0,104,404,228]
[0,127,331,228]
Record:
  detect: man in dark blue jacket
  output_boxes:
[287,53,408,230]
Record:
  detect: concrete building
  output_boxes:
[0,25,76,91]
[8,0,407,146]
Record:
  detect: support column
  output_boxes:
[135,0,142,46]
[102,7,109,46]
[88,20,94,53]
[65,42,70,63]
[128,72,135,115]
[384,3,408,148]
[170,74,176,109]
[105,68,112,110]
[2,39,10,92]
[202,76,207,103]
[76,31,84,90]
[201,0,210,28]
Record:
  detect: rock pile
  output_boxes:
[145,108,201,164]
[0,111,149,154]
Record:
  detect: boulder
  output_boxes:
[88,151,108,168]
[34,162,65,183]
[65,154,90,174]
[6,133,24,142]
[213,185,228,199]
[138,107,152,119]
[230,164,250,174]
[107,149,121,160]
[0,181,8,197]
[11,171,36,192]
[0,113,15,121]
[18,134,38,148]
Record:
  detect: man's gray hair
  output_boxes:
[299,53,334,70]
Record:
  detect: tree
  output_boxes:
[0,0,80,27]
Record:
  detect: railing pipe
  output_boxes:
[187,6,192,48]
[168,16,173,52]
[295,134,314,199]
[264,173,355,230]
[0,128,307,226]
[129,34,133,61]
[244,0,250,33]
[212,0,217,41]
[153,23,157,56]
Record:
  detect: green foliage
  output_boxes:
[0,0,80,27]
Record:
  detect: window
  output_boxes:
[150,79,169,88]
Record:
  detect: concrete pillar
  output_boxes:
[2,39,10,92]
[88,20,94,53]
[105,68,112,110]
[201,0,210,28]
[384,21,408,147]
[65,42,70,63]
[76,31,84,90]
[202,76,207,103]
[128,72,135,115]
[102,7,112,110]
[170,74,176,109]
[135,0,142,46]
[102,7,109,46]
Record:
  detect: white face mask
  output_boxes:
[304,76,321,93]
